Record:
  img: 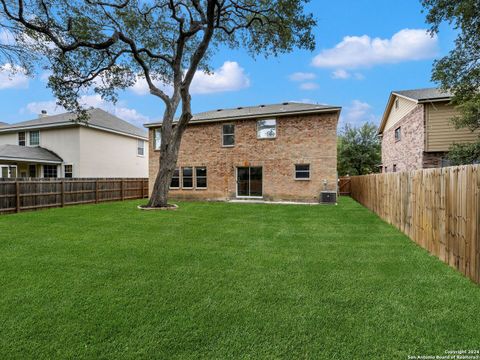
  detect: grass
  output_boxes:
[0,198,479,359]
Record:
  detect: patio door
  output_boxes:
[237,167,262,198]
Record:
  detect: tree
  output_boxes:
[422,0,480,164]
[0,0,315,207]
[337,123,381,176]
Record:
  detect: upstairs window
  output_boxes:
[137,140,145,156]
[182,167,193,188]
[154,129,161,150]
[395,127,401,142]
[18,132,26,146]
[170,168,180,189]
[222,124,235,146]
[295,164,310,180]
[64,164,73,178]
[29,131,40,146]
[195,167,207,189]
[257,119,276,139]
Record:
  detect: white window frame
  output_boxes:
[18,132,26,146]
[64,164,73,178]
[257,119,277,139]
[294,164,311,180]
[222,124,235,147]
[154,129,161,150]
[195,167,207,189]
[1,165,17,178]
[137,139,145,157]
[29,130,40,146]
[181,167,193,189]
[170,168,180,189]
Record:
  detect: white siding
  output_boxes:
[384,96,417,131]
[39,127,81,176]
[0,132,19,146]
[78,126,147,177]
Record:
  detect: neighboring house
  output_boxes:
[145,102,340,202]
[0,108,148,178]
[378,88,479,172]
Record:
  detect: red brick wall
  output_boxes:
[381,104,425,172]
[148,112,339,202]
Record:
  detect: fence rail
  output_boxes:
[0,178,149,214]
[350,165,480,284]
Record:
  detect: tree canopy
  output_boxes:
[337,123,381,176]
[0,0,316,206]
[422,0,480,164]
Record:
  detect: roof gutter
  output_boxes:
[144,107,342,128]
[0,156,62,164]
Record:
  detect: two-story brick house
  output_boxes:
[0,108,148,178]
[145,102,340,202]
[378,88,479,172]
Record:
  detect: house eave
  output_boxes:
[0,156,62,164]
[144,107,342,128]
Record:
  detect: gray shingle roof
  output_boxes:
[0,144,63,163]
[393,88,452,102]
[0,108,147,139]
[144,102,341,127]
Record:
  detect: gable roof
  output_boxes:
[0,144,63,163]
[144,102,341,128]
[0,108,147,139]
[378,87,453,134]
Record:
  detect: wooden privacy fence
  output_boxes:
[0,178,149,214]
[338,176,351,195]
[350,165,480,284]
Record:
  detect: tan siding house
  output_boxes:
[145,102,340,203]
[0,108,148,178]
[378,88,479,172]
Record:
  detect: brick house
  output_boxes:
[378,88,479,172]
[145,102,340,202]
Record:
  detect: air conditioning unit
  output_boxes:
[320,191,337,205]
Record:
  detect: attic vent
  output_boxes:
[237,107,243,109]
[259,105,266,107]
[282,102,289,105]
[217,109,223,112]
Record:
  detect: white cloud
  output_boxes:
[289,72,316,82]
[24,94,151,128]
[331,69,365,80]
[339,100,378,128]
[131,61,250,96]
[312,29,438,69]
[299,82,319,90]
[0,63,29,89]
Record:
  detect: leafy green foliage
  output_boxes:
[422,0,480,164]
[337,123,381,176]
[447,141,480,165]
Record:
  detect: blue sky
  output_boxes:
[0,0,456,129]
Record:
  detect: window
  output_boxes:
[222,124,235,146]
[137,140,145,156]
[257,119,277,139]
[182,167,193,188]
[28,164,36,178]
[394,98,399,110]
[170,168,180,188]
[395,127,401,141]
[64,164,73,178]
[195,167,207,189]
[1,165,17,178]
[295,164,310,180]
[393,164,397,173]
[18,132,26,146]
[154,129,161,150]
[29,130,40,146]
[43,165,58,178]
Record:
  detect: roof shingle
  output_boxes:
[0,144,63,163]
[393,88,452,102]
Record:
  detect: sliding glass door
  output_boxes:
[237,167,263,198]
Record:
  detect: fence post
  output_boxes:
[15,181,20,213]
[141,179,145,199]
[61,180,65,207]
[95,180,99,203]
[121,179,124,200]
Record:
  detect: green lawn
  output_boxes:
[0,198,479,359]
